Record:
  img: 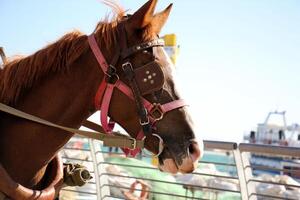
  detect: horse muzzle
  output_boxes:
[158,139,204,174]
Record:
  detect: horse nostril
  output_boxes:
[188,141,201,162]
[189,142,195,154]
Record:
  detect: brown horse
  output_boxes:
[0,0,203,198]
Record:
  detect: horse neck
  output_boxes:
[18,50,102,129]
[0,48,103,188]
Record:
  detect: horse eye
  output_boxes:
[143,48,153,54]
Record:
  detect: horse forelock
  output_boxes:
[94,0,125,47]
[101,0,125,18]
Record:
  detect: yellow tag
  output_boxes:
[151,156,159,166]
[163,34,179,64]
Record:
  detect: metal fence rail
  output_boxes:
[60,138,300,200]
[239,143,300,200]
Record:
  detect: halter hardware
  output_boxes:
[122,61,133,71]
[129,138,137,150]
[139,116,150,126]
[106,65,119,84]
[152,134,164,157]
[150,103,164,121]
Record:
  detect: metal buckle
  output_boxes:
[106,65,119,84]
[139,108,150,125]
[105,74,119,85]
[139,116,150,126]
[122,61,133,71]
[108,65,117,74]
[129,138,137,150]
[105,65,116,78]
[150,103,164,121]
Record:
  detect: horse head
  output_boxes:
[92,0,204,173]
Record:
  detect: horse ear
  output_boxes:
[127,0,158,29]
[151,3,173,34]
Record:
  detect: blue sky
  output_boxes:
[1,0,300,142]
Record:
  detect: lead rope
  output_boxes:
[0,102,142,149]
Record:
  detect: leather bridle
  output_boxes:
[88,21,187,157]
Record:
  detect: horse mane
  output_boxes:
[0,0,124,105]
[0,32,88,105]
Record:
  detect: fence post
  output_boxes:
[89,139,110,200]
[240,152,257,200]
[233,149,249,200]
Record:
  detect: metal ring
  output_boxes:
[152,134,164,157]
[150,103,164,122]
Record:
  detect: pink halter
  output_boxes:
[88,34,187,157]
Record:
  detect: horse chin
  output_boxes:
[158,158,178,174]
[158,137,204,174]
[178,155,199,173]
[178,137,204,173]
[158,155,199,174]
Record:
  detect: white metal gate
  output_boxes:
[60,138,300,200]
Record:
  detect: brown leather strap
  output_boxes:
[122,62,150,131]
[0,103,144,149]
[119,26,152,136]
[121,39,165,58]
